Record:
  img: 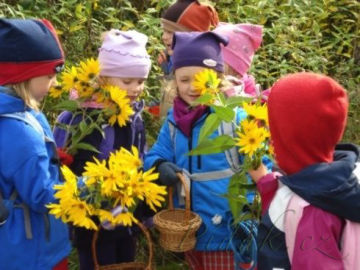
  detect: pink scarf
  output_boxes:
[173,97,208,137]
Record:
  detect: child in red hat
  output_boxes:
[0,18,70,270]
[248,72,360,269]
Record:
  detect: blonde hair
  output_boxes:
[9,82,39,110]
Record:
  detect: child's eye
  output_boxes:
[181,79,189,83]
[138,79,145,85]
[122,80,132,85]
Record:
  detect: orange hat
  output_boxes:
[161,0,219,32]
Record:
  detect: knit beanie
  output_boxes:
[268,72,348,175]
[98,29,151,79]
[161,0,219,32]
[171,31,228,72]
[214,23,263,76]
[0,18,64,86]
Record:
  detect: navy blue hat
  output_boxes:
[171,31,228,72]
[0,18,64,85]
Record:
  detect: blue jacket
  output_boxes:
[0,87,71,270]
[145,108,248,251]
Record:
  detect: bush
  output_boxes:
[1,0,359,268]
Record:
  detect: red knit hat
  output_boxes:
[161,0,219,32]
[0,19,64,85]
[268,72,348,175]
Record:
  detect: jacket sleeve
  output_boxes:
[12,153,59,213]
[143,120,175,171]
[291,206,345,270]
[256,172,280,215]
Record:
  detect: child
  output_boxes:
[144,31,256,270]
[0,18,71,270]
[158,0,219,117]
[53,30,151,270]
[214,22,265,99]
[248,73,359,269]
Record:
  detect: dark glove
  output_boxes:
[157,161,182,186]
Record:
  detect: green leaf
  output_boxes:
[198,114,221,144]
[191,93,213,106]
[53,100,79,111]
[225,96,252,108]
[74,143,100,154]
[188,135,235,155]
[213,105,235,122]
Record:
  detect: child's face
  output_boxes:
[162,29,174,55]
[106,77,145,102]
[28,74,57,101]
[175,66,206,105]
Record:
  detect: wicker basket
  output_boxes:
[153,173,202,252]
[92,222,153,270]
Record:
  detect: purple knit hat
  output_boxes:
[171,31,229,72]
[98,29,151,78]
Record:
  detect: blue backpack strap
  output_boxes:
[218,120,242,173]
[0,112,45,141]
[0,112,52,240]
[98,124,115,160]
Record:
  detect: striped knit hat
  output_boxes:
[0,18,64,85]
[161,0,219,32]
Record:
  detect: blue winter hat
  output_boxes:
[171,31,228,72]
[0,18,64,85]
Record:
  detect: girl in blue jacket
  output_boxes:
[144,31,258,270]
[0,19,71,270]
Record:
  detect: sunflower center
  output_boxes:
[249,138,256,144]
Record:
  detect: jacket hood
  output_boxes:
[268,73,348,175]
[0,86,26,114]
[281,143,360,221]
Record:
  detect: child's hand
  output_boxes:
[248,163,268,183]
[157,161,182,186]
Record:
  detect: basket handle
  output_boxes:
[92,221,153,270]
[168,172,191,221]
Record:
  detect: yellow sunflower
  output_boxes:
[193,68,221,96]
[240,119,259,133]
[242,102,269,125]
[235,128,265,156]
[76,80,95,98]
[113,212,137,226]
[78,58,100,81]
[61,66,79,91]
[49,85,64,98]
[107,85,134,127]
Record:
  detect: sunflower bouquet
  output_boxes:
[50,58,134,156]
[189,69,273,222]
[47,146,167,230]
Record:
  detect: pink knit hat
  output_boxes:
[214,23,263,76]
[98,29,151,78]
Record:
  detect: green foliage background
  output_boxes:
[0,0,359,144]
[1,0,359,268]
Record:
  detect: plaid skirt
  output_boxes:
[185,250,235,270]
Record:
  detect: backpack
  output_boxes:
[0,111,53,240]
[284,163,360,270]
